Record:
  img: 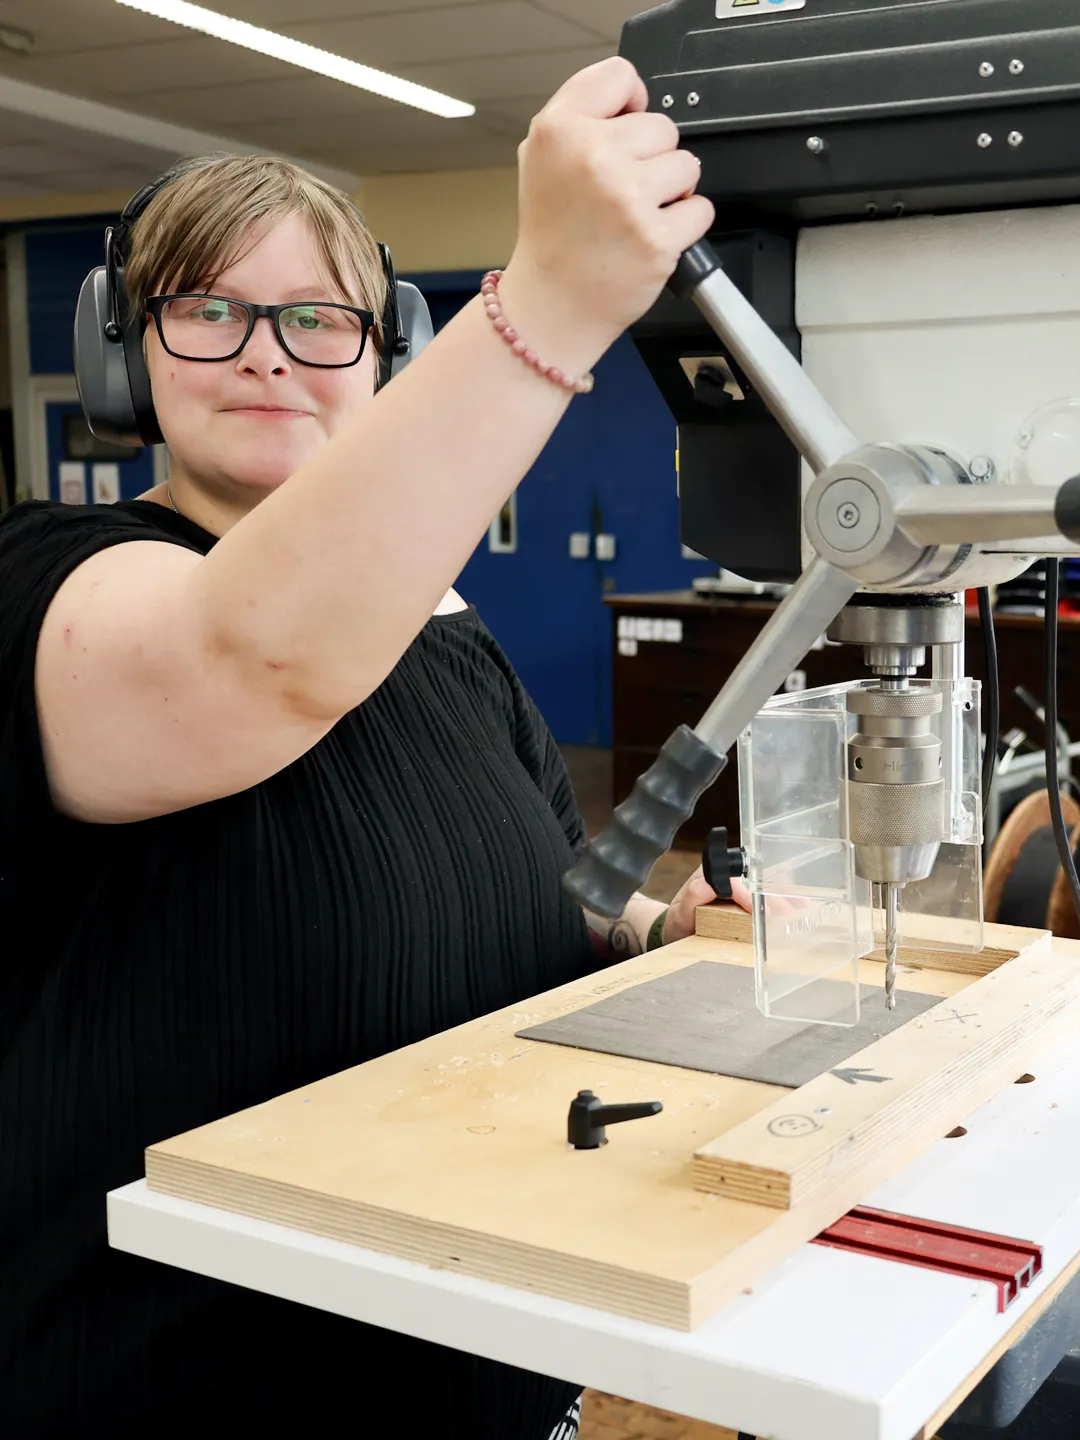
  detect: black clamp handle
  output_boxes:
[702,826,747,901]
[563,726,727,918]
[567,1090,662,1150]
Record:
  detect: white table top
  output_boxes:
[109,1033,1080,1440]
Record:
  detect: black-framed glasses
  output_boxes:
[146,294,377,368]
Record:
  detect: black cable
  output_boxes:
[1043,560,1080,925]
[977,587,999,818]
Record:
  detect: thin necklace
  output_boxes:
[166,485,180,515]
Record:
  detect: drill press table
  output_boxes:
[109,922,1080,1440]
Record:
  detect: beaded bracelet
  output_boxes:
[481,270,594,395]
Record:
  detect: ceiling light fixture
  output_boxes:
[114,0,475,119]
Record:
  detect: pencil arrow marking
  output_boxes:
[831,1067,891,1085]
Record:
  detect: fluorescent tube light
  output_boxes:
[115,0,476,119]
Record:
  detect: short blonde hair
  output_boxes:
[124,154,388,347]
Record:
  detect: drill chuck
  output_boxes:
[846,685,944,886]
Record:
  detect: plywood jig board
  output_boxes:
[145,911,1079,1331]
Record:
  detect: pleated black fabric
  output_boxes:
[0,499,596,1438]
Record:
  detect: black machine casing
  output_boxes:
[622,0,1080,581]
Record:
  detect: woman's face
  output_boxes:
[145,212,379,499]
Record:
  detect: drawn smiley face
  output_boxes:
[767,1114,823,1139]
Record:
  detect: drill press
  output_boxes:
[564,0,1080,1021]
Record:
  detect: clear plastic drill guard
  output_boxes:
[737,677,983,1027]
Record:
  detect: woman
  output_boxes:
[0,59,724,1436]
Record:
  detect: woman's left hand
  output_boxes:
[662,867,751,946]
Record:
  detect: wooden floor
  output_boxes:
[580,1391,738,1440]
[562,749,728,1440]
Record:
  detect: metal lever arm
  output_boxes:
[894,479,1080,549]
[671,242,860,474]
[563,558,856,916]
[692,559,856,752]
[563,242,867,920]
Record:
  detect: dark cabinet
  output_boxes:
[607,592,1080,851]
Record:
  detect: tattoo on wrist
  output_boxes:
[606,919,643,959]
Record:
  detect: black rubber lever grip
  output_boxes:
[668,240,722,300]
[562,725,727,918]
[1055,475,1080,544]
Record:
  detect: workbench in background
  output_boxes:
[606,591,1080,848]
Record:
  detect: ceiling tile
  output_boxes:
[127,72,391,128]
[210,0,476,20]
[399,43,612,102]
[226,108,501,152]
[284,2,597,68]
[0,107,51,144]
[9,37,295,97]
[0,142,103,176]
[479,94,553,128]
[473,110,530,140]
[529,0,646,42]
[75,134,190,168]
[0,0,175,54]
[0,176,49,198]
[36,165,164,192]
[0,107,191,177]
[314,133,521,174]
[0,0,639,182]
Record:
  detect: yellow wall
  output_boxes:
[0,168,520,275]
[0,188,133,223]
[356,167,518,273]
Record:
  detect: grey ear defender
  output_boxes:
[377,242,434,387]
[391,281,434,379]
[74,170,435,449]
[74,259,144,448]
[74,225,164,447]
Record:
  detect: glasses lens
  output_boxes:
[160,296,250,359]
[279,304,367,365]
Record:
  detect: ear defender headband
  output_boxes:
[73,165,434,448]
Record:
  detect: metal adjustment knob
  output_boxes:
[702,826,747,900]
[693,365,736,415]
[567,1091,662,1150]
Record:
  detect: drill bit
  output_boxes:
[884,882,899,1010]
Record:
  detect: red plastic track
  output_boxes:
[813,1206,1043,1312]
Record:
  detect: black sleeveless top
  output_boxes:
[0,500,595,1437]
